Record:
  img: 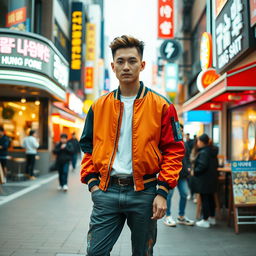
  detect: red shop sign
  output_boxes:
[158,0,174,39]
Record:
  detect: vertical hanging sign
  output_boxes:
[70,2,84,82]
[158,0,174,39]
[86,23,96,61]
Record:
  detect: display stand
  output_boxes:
[231,161,256,234]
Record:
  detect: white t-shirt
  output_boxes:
[111,95,136,177]
[23,136,39,154]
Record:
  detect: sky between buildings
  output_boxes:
[104,0,159,90]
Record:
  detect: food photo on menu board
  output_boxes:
[231,161,256,205]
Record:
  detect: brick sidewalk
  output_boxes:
[0,169,255,256]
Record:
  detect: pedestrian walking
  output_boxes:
[80,35,184,256]
[193,133,219,228]
[23,130,39,180]
[53,133,74,191]
[188,137,199,202]
[0,126,10,183]
[68,132,81,171]
[164,124,194,227]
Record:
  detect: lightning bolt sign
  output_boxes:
[160,39,181,62]
[165,42,175,59]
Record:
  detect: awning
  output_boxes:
[52,102,83,120]
[183,62,256,112]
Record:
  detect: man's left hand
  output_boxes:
[151,194,167,220]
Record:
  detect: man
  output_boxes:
[53,133,74,191]
[23,130,39,180]
[80,35,184,256]
[0,126,10,183]
[68,132,81,171]
[164,124,194,227]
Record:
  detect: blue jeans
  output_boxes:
[71,153,78,169]
[57,162,69,186]
[87,184,157,256]
[166,178,189,217]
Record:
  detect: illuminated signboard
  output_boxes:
[68,93,83,115]
[198,32,220,92]
[70,2,84,82]
[197,68,220,92]
[6,7,27,27]
[215,0,256,73]
[86,23,96,61]
[200,32,213,70]
[85,66,94,93]
[6,7,29,31]
[158,0,175,39]
[0,29,69,88]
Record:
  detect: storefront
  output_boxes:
[183,61,256,161]
[0,28,71,175]
[182,0,256,162]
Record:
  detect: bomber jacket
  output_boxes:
[80,82,185,199]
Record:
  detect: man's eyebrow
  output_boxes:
[116,56,137,60]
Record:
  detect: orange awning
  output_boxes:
[183,62,256,112]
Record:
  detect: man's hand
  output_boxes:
[151,194,167,220]
[90,185,99,193]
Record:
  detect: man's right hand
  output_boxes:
[90,185,99,193]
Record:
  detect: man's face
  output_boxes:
[111,47,145,84]
[60,137,67,144]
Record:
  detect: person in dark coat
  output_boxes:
[68,132,81,171]
[194,133,218,228]
[53,133,74,191]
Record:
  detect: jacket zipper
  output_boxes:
[105,102,123,190]
[131,100,136,190]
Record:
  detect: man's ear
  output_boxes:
[111,62,115,72]
[140,61,146,71]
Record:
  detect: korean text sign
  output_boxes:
[0,31,69,88]
[231,161,256,205]
[215,0,252,72]
[158,0,174,39]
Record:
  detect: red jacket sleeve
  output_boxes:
[157,103,185,198]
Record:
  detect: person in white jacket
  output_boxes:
[23,130,39,180]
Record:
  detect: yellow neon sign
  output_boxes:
[71,11,82,70]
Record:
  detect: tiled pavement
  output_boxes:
[0,168,255,256]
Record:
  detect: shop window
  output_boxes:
[231,104,256,161]
[0,100,41,148]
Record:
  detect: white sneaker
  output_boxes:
[177,216,194,226]
[209,217,216,225]
[63,185,68,191]
[57,186,62,191]
[196,219,210,228]
[163,216,176,227]
[187,194,191,200]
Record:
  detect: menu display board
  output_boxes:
[231,161,256,205]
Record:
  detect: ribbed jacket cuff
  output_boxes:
[88,179,100,191]
[157,181,171,199]
[82,173,100,191]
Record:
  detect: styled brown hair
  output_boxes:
[109,35,144,59]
